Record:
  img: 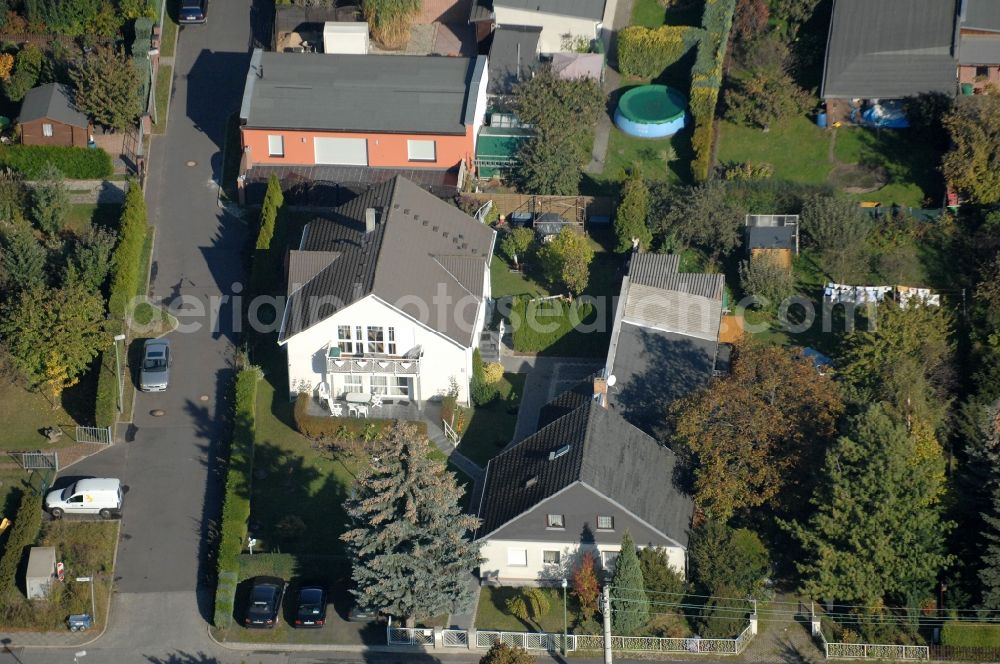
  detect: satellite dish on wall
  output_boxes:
[607,375,617,387]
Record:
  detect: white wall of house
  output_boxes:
[472,57,490,155]
[493,6,600,53]
[479,538,686,586]
[282,294,474,404]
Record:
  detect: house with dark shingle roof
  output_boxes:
[474,396,692,585]
[470,0,606,54]
[239,49,488,188]
[18,83,91,148]
[278,175,495,404]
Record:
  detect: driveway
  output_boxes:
[501,355,604,442]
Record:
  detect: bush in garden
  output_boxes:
[107,182,148,320]
[572,550,600,621]
[524,586,550,618]
[471,348,498,405]
[0,490,43,596]
[506,594,529,621]
[483,361,504,385]
[0,145,114,179]
[617,25,695,79]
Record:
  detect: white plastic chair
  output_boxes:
[330,402,343,417]
[356,405,369,418]
[370,393,383,409]
[348,405,359,418]
[317,381,330,402]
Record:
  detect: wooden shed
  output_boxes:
[18,83,91,148]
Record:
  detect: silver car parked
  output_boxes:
[140,339,171,392]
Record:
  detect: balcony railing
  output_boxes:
[327,347,422,374]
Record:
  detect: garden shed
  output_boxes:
[25,546,57,600]
[18,83,90,148]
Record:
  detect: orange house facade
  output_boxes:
[239,49,488,173]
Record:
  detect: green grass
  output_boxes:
[457,373,526,466]
[631,0,666,27]
[717,117,941,208]
[0,375,93,451]
[152,64,172,135]
[0,521,118,630]
[476,587,601,634]
[159,0,178,58]
[64,203,121,236]
[490,255,551,299]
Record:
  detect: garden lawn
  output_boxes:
[457,373,526,466]
[0,375,92,451]
[631,0,666,27]
[63,203,120,236]
[0,521,118,630]
[152,65,173,134]
[717,117,833,184]
[491,256,550,299]
[832,126,941,208]
[476,586,601,634]
[160,0,178,58]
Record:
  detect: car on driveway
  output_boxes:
[178,0,207,23]
[293,585,327,627]
[347,603,380,623]
[245,577,284,628]
[140,339,170,392]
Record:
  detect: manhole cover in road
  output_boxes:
[186,160,197,167]
[150,409,166,417]
[199,394,209,402]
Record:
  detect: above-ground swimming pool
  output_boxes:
[614,85,688,138]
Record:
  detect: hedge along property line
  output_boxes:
[213,367,260,628]
[0,145,114,179]
[941,621,1000,648]
[292,392,429,440]
[689,0,736,181]
[0,490,43,597]
[617,25,703,79]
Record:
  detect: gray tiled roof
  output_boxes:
[18,83,88,128]
[748,225,795,251]
[488,24,542,94]
[628,253,680,288]
[960,35,1000,64]
[495,0,605,21]
[608,323,717,438]
[476,400,692,545]
[821,0,957,99]
[287,250,340,297]
[279,176,495,346]
[240,49,485,134]
[964,0,1000,31]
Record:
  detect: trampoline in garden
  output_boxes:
[614,85,688,138]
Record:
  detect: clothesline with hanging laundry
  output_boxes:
[823,283,940,308]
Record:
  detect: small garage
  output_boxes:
[19,83,91,148]
[314,137,368,165]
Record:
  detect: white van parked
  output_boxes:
[45,478,123,519]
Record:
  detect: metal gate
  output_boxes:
[76,426,114,445]
[442,629,469,647]
[10,451,59,471]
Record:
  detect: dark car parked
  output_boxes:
[245,577,284,628]
[293,585,327,627]
[178,0,207,23]
[347,603,380,623]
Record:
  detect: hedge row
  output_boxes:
[941,622,1000,648]
[94,350,117,428]
[213,367,260,627]
[0,145,114,179]
[689,0,736,181]
[617,25,699,79]
[510,296,596,353]
[293,392,428,440]
[108,183,149,320]
[0,490,43,596]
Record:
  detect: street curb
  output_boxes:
[206,626,443,654]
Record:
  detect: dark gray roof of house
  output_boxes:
[960,35,1000,63]
[476,400,692,544]
[536,376,595,429]
[607,323,717,438]
[287,250,340,296]
[488,25,542,94]
[240,49,485,134]
[494,0,605,21]
[963,0,1000,31]
[747,225,795,251]
[280,175,494,346]
[821,0,957,99]
[18,83,88,128]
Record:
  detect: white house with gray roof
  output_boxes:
[470,0,607,53]
[278,175,495,404]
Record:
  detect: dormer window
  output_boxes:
[548,445,571,461]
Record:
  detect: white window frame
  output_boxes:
[596,515,614,531]
[337,325,363,355]
[546,514,565,529]
[601,551,619,573]
[42,123,53,137]
[343,374,363,394]
[543,550,561,565]
[370,375,389,395]
[507,548,528,567]
[387,326,397,355]
[267,134,284,157]
[394,376,410,397]
[366,326,385,354]
[407,139,436,162]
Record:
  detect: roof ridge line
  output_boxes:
[492,400,593,460]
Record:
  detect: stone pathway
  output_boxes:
[743,601,824,664]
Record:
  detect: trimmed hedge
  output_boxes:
[292,392,428,440]
[617,25,698,79]
[213,367,260,627]
[510,296,597,353]
[0,490,43,596]
[941,622,1000,648]
[108,183,149,320]
[689,0,736,181]
[0,145,114,179]
[94,350,117,428]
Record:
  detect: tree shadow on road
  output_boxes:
[145,652,220,663]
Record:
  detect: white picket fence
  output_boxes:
[386,621,754,655]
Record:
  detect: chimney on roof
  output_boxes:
[365,208,377,233]
[593,375,608,408]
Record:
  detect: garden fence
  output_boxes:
[76,426,114,445]
[814,618,929,660]
[9,451,59,472]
